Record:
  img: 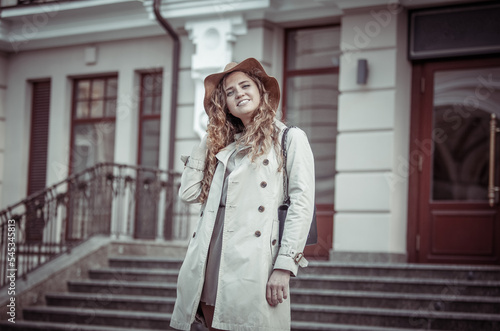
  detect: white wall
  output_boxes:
[173,33,196,173]
[1,35,173,208]
[333,5,412,262]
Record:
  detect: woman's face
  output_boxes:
[223,71,261,127]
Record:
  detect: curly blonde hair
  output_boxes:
[198,69,281,204]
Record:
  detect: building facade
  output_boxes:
[0,0,499,265]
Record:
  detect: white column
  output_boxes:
[46,74,72,187]
[114,69,138,166]
[111,69,138,239]
[186,15,247,139]
[333,4,412,263]
[45,74,72,243]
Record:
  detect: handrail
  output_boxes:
[1,0,82,9]
[0,163,191,288]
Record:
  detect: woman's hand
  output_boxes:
[266,269,290,306]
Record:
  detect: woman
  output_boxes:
[170,58,315,331]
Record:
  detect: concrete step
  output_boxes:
[108,256,183,269]
[89,267,178,282]
[291,320,450,331]
[67,279,177,297]
[291,304,500,330]
[291,274,500,296]
[46,292,176,312]
[107,257,500,282]
[22,306,175,330]
[303,261,500,281]
[290,288,500,314]
[0,320,159,331]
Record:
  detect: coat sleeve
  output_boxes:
[178,135,208,204]
[273,128,315,277]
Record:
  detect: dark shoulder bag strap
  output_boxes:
[281,126,293,205]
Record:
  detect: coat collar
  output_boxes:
[215,133,249,165]
[215,142,237,165]
[215,120,287,165]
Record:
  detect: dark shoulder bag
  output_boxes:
[278,126,318,246]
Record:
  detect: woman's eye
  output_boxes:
[243,84,250,88]
[227,91,233,97]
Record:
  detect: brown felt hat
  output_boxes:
[203,58,280,113]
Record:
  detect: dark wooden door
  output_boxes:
[135,72,163,239]
[409,57,500,265]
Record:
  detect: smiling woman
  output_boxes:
[170,58,315,331]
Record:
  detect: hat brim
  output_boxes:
[203,58,280,114]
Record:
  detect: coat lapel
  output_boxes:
[215,134,251,165]
[215,141,238,165]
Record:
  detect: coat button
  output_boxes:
[193,232,196,238]
[255,231,261,237]
[260,181,267,188]
[272,239,277,246]
[263,159,269,166]
[258,206,265,212]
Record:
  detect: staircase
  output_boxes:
[293,263,500,330]
[1,256,500,330]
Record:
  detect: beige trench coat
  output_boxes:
[170,121,315,331]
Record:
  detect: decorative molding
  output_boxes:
[0,0,137,18]
[143,0,270,20]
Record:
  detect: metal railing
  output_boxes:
[0,0,82,8]
[0,163,192,288]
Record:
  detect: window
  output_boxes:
[135,71,163,239]
[70,76,117,173]
[284,25,340,204]
[138,71,163,167]
[67,76,117,240]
